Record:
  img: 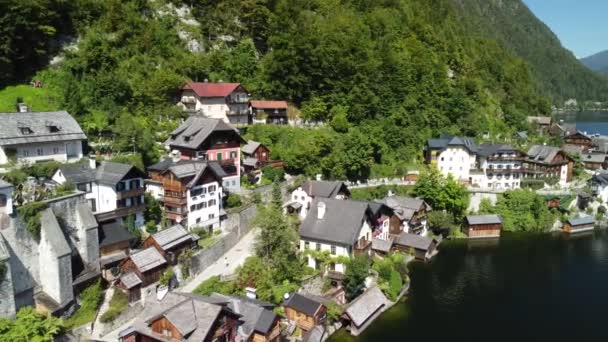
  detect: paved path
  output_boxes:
[92,286,115,339]
[181,228,258,292]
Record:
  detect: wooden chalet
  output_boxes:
[241,140,283,173]
[283,293,326,332]
[143,224,199,264]
[392,233,437,260]
[120,247,167,287]
[463,215,502,239]
[563,216,595,234]
[250,100,288,124]
[98,221,135,280]
[527,116,552,134]
[581,153,607,170]
[564,131,594,149]
[118,292,240,342]
[341,287,389,336]
[525,145,574,183]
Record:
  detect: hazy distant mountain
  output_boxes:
[581,50,608,76]
[450,0,608,102]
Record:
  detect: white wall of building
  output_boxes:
[290,188,313,219]
[186,181,222,230]
[560,164,569,186]
[472,157,522,190]
[0,141,83,165]
[436,147,476,182]
[0,186,14,216]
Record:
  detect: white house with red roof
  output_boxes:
[178,81,250,125]
[250,100,289,124]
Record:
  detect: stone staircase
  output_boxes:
[92,286,115,338]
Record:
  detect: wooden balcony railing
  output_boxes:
[95,203,146,222]
[116,187,145,200]
[353,239,372,256]
[163,196,187,205]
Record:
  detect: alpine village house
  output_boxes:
[177,81,250,125]
[164,116,245,192]
[0,111,86,165]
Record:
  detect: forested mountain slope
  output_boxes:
[0,0,589,179]
[581,50,608,77]
[450,0,608,102]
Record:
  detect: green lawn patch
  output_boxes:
[99,290,128,323]
[64,281,103,329]
[0,84,61,112]
[198,235,219,248]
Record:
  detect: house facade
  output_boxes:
[250,100,288,124]
[474,144,526,190]
[0,111,86,165]
[563,216,595,234]
[164,116,245,192]
[52,161,146,227]
[283,293,326,332]
[299,199,372,274]
[178,82,250,125]
[378,197,431,236]
[147,158,226,230]
[242,140,270,172]
[525,145,573,186]
[463,215,502,238]
[286,180,350,219]
[425,135,478,183]
[564,131,594,149]
[143,224,199,264]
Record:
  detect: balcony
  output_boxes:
[353,239,372,256]
[164,196,187,205]
[487,155,522,161]
[227,97,249,104]
[181,96,196,104]
[116,187,145,200]
[226,109,249,116]
[95,203,146,222]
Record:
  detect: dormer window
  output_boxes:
[20,127,33,135]
[46,121,61,133]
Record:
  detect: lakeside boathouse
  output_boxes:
[563,216,595,234]
[463,215,503,239]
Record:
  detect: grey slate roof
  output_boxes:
[527,145,561,164]
[299,198,369,246]
[0,111,86,145]
[371,238,393,253]
[149,159,226,188]
[477,143,518,157]
[380,196,429,221]
[243,157,259,167]
[164,116,243,150]
[567,216,595,226]
[426,134,478,153]
[344,287,388,328]
[40,208,71,257]
[242,141,261,155]
[151,224,199,251]
[129,247,166,272]
[394,233,434,251]
[515,131,528,139]
[120,272,142,289]
[582,153,606,164]
[58,161,141,186]
[76,202,98,231]
[255,309,278,335]
[284,293,323,317]
[99,221,134,248]
[466,215,502,225]
[301,180,347,198]
[562,144,584,156]
[591,171,608,186]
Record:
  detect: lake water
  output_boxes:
[329,231,608,342]
[555,111,608,135]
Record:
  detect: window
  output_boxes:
[19,127,33,135]
[331,246,336,255]
[316,243,321,251]
[37,148,43,156]
[208,185,216,193]
[87,198,96,212]
[440,157,444,161]
[77,183,91,193]
[22,149,29,157]
[208,199,216,206]
[209,213,215,219]
[190,205,196,212]
[304,241,310,249]
[191,188,203,197]
[116,182,125,191]
[216,152,222,161]
[130,179,141,189]
[293,195,297,201]
[196,218,201,224]
[0,194,6,207]
[53,147,59,154]
[230,151,237,159]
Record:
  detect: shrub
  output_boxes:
[64,281,103,328]
[17,201,48,241]
[193,276,238,296]
[99,290,128,323]
[226,193,243,208]
[159,267,174,286]
[262,166,285,182]
[145,221,158,234]
[386,270,403,301]
[326,302,343,323]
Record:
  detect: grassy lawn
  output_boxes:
[64,281,103,329]
[0,84,61,112]
[198,235,219,248]
[99,290,128,323]
[350,185,414,201]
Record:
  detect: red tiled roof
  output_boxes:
[250,100,288,109]
[183,82,241,97]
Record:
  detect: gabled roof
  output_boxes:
[284,293,323,317]
[477,143,519,157]
[566,131,593,140]
[183,82,242,97]
[99,221,134,248]
[394,233,434,251]
[371,238,393,253]
[129,247,166,272]
[379,196,430,221]
[57,161,142,186]
[526,145,562,163]
[150,224,199,251]
[0,111,86,146]
[344,287,388,328]
[299,198,369,246]
[466,215,502,225]
[250,100,288,109]
[582,153,606,164]
[426,134,478,154]
[120,272,142,289]
[300,180,348,198]
[164,116,244,150]
[242,141,263,155]
[149,159,227,187]
[567,216,595,226]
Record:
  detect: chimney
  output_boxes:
[317,201,326,220]
[171,150,182,163]
[316,174,322,181]
[245,287,257,299]
[88,157,96,170]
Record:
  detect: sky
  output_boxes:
[523,0,608,58]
